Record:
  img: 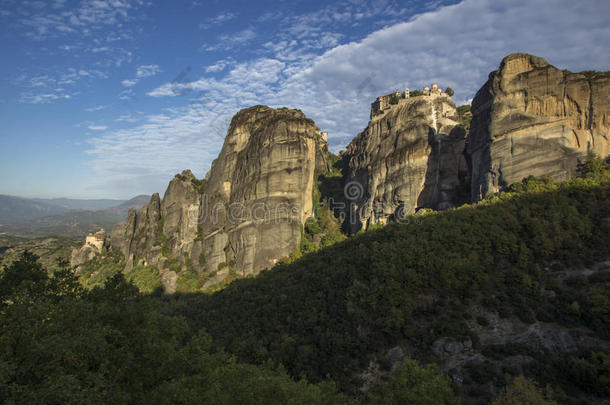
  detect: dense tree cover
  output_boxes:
[0,253,352,404]
[367,359,456,404]
[2,156,608,403]
[164,156,610,401]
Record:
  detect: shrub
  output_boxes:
[126,265,161,293]
[476,316,490,326]
[368,359,456,404]
[492,376,556,405]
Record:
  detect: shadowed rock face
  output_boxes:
[344,94,468,232]
[199,106,329,281]
[468,53,610,201]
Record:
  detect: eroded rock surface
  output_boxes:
[469,53,610,200]
[344,93,468,232]
[199,105,329,279]
[101,106,329,290]
[109,171,203,290]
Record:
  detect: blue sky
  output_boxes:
[0,0,609,199]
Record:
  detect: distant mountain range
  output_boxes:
[30,198,128,211]
[0,195,150,238]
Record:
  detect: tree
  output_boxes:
[492,376,556,405]
[368,358,456,405]
[0,254,351,404]
[445,87,454,97]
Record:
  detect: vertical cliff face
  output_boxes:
[109,170,203,292]
[199,106,329,282]
[468,53,610,201]
[105,106,328,290]
[344,94,468,232]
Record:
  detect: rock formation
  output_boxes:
[198,106,329,282]
[108,170,203,292]
[344,90,468,232]
[102,106,329,290]
[73,54,610,290]
[468,53,610,200]
[71,229,108,271]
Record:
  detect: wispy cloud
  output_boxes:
[85,105,107,111]
[202,28,256,51]
[147,58,284,98]
[199,11,236,29]
[87,0,610,196]
[20,92,73,104]
[88,124,107,130]
[86,106,229,194]
[136,64,161,78]
[119,64,162,89]
[15,0,145,41]
[16,67,106,104]
[119,88,134,101]
[8,0,145,104]
[205,58,234,73]
[114,112,143,123]
[121,79,137,87]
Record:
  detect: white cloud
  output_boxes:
[205,58,233,73]
[121,79,137,87]
[86,106,230,195]
[119,64,161,90]
[202,28,256,51]
[114,113,143,123]
[20,92,72,104]
[199,12,237,29]
[89,0,610,196]
[16,0,144,41]
[119,88,134,100]
[88,124,107,130]
[16,67,107,103]
[85,105,107,111]
[281,0,610,143]
[136,64,161,78]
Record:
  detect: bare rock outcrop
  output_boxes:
[468,53,610,200]
[344,92,468,232]
[199,105,329,279]
[99,106,328,290]
[109,171,203,290]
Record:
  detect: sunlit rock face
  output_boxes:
[468,53,610,201]
[104,106,329,290]
[344,93,468,233]
[198,105,329,282]
[108,172,203,292]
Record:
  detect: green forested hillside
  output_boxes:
[167,156,610,402]
[1,157,609,404]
